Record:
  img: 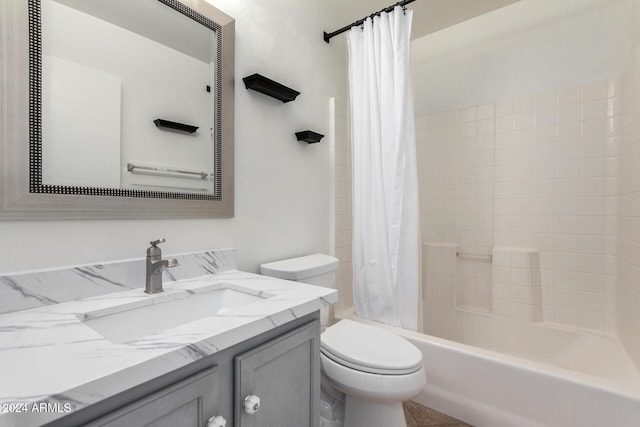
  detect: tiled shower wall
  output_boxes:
[618,0,640,371]
[330,98,353,314]
[333,1,640,369]
[417,78,619,334]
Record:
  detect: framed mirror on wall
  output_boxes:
[0,0,234,219]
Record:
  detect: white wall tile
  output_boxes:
[557,141,580,161]
[417,78,624,336]
[557,122,581,142]
[557,197,580,215]
[558,103,582,124]
[580,177,607,197]
[557,160,581,179]
[582,98,608,120]
[496,116,513,133]
[536,107,558,127]
[555,307,579,326]
[582,80,609,101]
[535,125,557,144]
[514,96,535,113]
[535,91,558,109]
[581,118,608,139]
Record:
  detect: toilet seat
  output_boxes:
[321,319,423,375]
[320,352,426,402]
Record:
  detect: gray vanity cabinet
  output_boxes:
[52,316,321,427]
[234,321,320,427]
[85,367,219,427]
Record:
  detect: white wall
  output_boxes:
[0,0,346,275]
[411,0,632,115]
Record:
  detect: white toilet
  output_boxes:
[260,254,426,427]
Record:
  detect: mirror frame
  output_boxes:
[0,0,234,219]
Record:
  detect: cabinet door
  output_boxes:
[86,366,219,427]
[234,321,320,427]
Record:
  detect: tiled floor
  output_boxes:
[403,401,474,427]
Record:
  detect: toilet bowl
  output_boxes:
[260,254,427,427]
[321,319,426,427]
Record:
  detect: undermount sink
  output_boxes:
[78,283,269,344]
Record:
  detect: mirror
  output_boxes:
[0,0,234,219]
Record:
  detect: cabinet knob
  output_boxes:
[242,394,261,415]
[206,415,227,427]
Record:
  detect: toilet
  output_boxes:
[260,254,426,427]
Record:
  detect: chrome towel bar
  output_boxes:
[127,163,209,180]
[456,252,493,263]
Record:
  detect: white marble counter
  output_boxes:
[0,249,238,314]
[0,269,337,427]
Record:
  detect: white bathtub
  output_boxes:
[337,308,640,427]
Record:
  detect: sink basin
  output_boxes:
[79,283,268,344]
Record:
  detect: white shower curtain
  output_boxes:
[348,6,420,331]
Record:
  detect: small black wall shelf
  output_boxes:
[243,74,300,103]
[154,119,198,134]
[295,130,324,144]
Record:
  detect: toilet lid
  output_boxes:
[321,319,423,375]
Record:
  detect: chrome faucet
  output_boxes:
[145,238,179,294]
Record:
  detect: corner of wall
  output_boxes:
[616,0,640,371]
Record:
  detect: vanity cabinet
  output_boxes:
[85,367,219,427]
[51,316,320,427]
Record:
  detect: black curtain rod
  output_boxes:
[323,0,416,43]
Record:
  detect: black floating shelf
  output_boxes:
[153,119,198,134]
[243,73,300,103]
[295,130,324,144]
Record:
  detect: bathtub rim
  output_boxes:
[335,307,640,401]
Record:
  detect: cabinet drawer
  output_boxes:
[86,366,219,427]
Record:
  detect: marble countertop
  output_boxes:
[0,270,337,427]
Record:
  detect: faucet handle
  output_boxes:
[150,238,166,247]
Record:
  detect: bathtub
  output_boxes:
[337,307,640,427]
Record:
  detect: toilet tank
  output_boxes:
[260,254,339,288]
